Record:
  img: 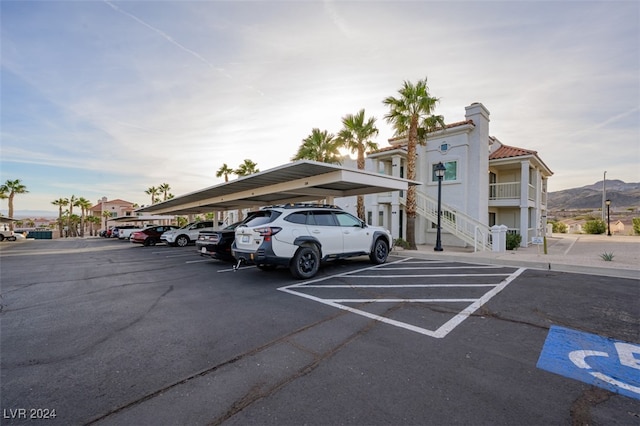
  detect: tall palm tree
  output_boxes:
[383,77,442,249]
[235,159,259,177]
[76,197,92,237]
[234,160,259,221]
[51,198,69,238]
[337,109,379,220]
[158,183,171,201]
[292,128,343,164]
[145,186,160,205]
[216,163,235,182]
[1,179,28,228]
[67,195,78,237]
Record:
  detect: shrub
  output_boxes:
[393,238,411,249]
[506,233,522,250]
[633,217,640,235]
[551,221,567,233]
[600,252,615,261]
[583,219,606,234]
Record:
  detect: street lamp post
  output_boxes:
[605,199,611,236]
[434,162,446,252]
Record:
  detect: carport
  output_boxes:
[109,215,176,223]
[136,160,419,216]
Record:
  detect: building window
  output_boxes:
[432,161,457,181]
[439,143,449,153]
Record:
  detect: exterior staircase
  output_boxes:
[406,192,492,251]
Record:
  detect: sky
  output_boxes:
[1,0,639,215]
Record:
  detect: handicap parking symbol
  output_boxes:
[537,325,640,400]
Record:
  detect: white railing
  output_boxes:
[411,192,492,251]
[489,182,520,200]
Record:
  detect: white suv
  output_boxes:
[161,221,216,247]
[232,204,392,279]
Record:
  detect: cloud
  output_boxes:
[1,0,638,210]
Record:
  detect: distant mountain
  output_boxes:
[548,180,640,210]
[0,210,58,219]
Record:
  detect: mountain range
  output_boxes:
[548,180,640,211]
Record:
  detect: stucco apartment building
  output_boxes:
[89,197,136,230]
[339,102,553,249]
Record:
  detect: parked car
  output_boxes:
[130,225,179,246]
[118,225,146,240]
[161,221,216,247]
[232,204,392,279]
[196,215,258,262]
[0,223,16,242]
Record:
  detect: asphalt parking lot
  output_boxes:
[1,238,639,425]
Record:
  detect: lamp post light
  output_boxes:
[434,162,446,252]
[605,199,611,236]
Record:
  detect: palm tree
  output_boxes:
[102,211,112,234]
[51,198,69,237]
[383,77,442,249]
[67,195,78,237]
[235,159,259,177]
[86,215,101,236]
[292,128,343,164]
[76,197,92,237]
[216,163,235,182]
[1,179,28,228]
[158,183,171,201]
[337,109,379,220]
[145,186,160,205]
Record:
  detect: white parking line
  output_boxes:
[279,257,526,338]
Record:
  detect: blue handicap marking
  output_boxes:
[537,325,640,400]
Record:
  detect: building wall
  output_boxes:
[337,102,550,248]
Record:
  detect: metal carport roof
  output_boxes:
[110,215,176,222]
[136,160,420,216]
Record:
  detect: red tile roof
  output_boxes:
[489,144,537,160]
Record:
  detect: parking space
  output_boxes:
[279,258,525,338]
[1,239,638,425]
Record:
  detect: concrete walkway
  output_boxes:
[394,234,640,280]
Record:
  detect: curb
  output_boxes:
[390,250,640,280]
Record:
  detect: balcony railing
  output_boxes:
[489,182,520,200]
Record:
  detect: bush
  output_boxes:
[583,219,606,234]
[551,221,567,233]
[393,238,411,249]
[633,217,640,235]
[506,233,522,250]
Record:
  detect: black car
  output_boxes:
[195,215,259,261]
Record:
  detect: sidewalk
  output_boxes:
[394,234,640,280]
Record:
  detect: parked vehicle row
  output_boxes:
[101,205,393,279]
[130,225,180,246]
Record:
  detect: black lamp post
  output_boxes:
[434,162,446,252]
[605,199,611,236]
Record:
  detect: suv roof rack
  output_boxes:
[260,203,343,210]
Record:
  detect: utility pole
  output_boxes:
[602,171,607,221]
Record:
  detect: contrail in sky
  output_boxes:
[103,0,264,96]
[103,0,229,77]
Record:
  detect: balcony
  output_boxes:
[489,182,520,200]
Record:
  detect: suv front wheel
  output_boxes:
[289,245,320,279]
[175,235,190,247]
[369,238,389,264]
